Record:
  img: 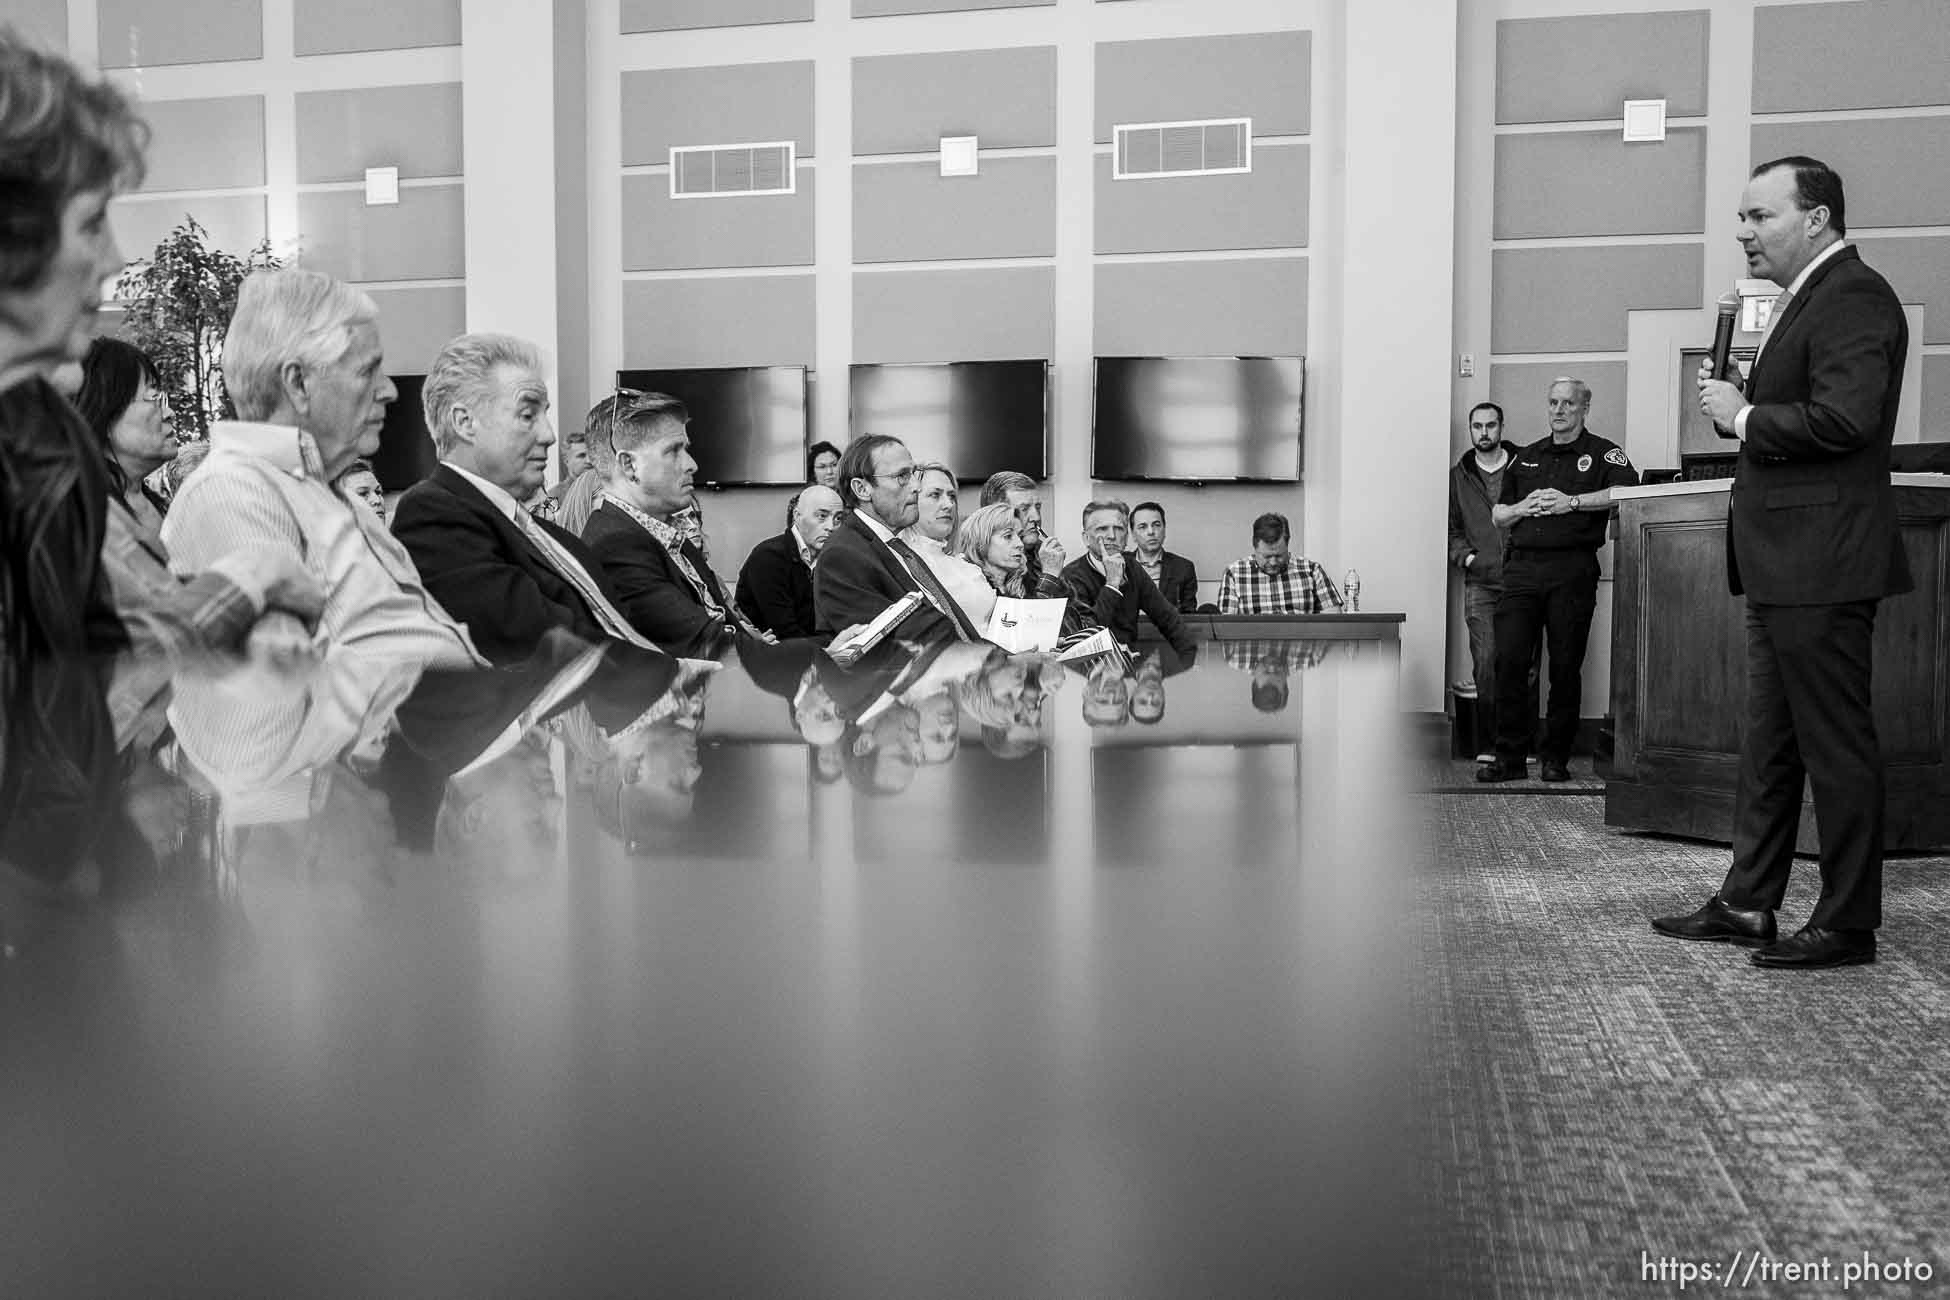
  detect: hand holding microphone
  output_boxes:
[1699,291,1745,434]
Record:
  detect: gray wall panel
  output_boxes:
[296,84,463,183]
[1095,142,1307,254]
[1751,119,1950,230]
[622,0,812,32]
[854,266,1053,363]
[98,0,261,67]
[367,286,467,375]
[855,0,1051,15]
[621,276,816,367]
[854,47,1056,155]
[622,62,814,165]
[294,0,459,55]
[1495,12,1709,124]
[1494,128,1705,238]
[1754,0,1950,112]
[1095,31,1310,142]
[111,194,266,262]
[854,157,1054,262]
[1856,236,1950,346]
[136,96,266,192]
[13,0,67,50]
[622,172,814,271]
[1924,354,1950,438]
[1488,361,1629,448]
[1490,245,1703,353]
[297,185,465,283]
[1093,258,1307,358]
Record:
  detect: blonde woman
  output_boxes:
[954,502,1030,600]
[896,460,997,629]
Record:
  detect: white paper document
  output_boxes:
[983,597,1067,653]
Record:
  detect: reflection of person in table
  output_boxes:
[1130,652,1168,725]
[1080,660,1132,728]
[437,730,563,880]
[841,705,923,795]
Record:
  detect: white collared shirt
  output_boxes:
[1733,239,1850,441]
[444,460,525,523]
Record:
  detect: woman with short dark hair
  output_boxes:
[806,439,842,490]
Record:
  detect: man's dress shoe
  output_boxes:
[1474,759,1526,783]
[1750,926,1876,970]
[1539,760,1570,782]
[1650,896,1776,947]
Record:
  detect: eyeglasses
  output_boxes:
[870,467,917,487]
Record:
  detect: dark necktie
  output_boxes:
[886,535,982,642]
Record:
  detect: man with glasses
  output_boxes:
[814,433,964,644]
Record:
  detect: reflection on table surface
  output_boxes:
[2,629,1419,1297]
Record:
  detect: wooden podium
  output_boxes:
[1605,475,1950,851]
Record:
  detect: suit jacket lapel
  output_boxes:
[846,511,915,590]
[1751,246,1856,390]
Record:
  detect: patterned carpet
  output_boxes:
[1419,758,1950,1297]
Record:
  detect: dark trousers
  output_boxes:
[1719,600,1884,931]
[1491,552,1598,765]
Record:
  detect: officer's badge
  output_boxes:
[1604,448,1629,467]
[1577,454,1592,472]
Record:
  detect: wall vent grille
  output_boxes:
[669,142,797,198]
[1113,118,1252,180]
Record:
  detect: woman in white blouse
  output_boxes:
[897,461,998,630]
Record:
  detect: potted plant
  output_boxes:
[113,216,281,440]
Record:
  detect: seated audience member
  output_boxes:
[1218,511,1343,614]
[903,462,1002,628]
[333,457,386,524]
[807,439,842,490]
[737,483,842,639]
[76,335,325,748]
[392,332,662,666]
[979,470,1067,597]
[815,433,966,642]
[557,395,626,538]
[163,268,482,669]
[676,491,709,561]
[1129,501,1200,614]
[953,501,1033,625]
[550,428,591,498]
[76,336,175,531]
[581,392,773,657]
[1059,499,1198,657]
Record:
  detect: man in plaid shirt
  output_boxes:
[1217,512,1343,614]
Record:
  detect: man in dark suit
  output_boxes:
[1060,499,1198,659]
[1655,156,1911,970]
[580,392,773,659]
[736,484,841,640]
[1129,501,1200,614]
[813,433,963,644]
[392,333,658,666]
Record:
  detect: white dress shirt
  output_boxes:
[1733,239,1850,441]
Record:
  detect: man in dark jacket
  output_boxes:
[1448,401,1514,758]
[1060,499,1198,659]
[736,484,840,640]
[1130,500,1201,614]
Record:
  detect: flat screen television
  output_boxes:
[1091,355,1304,483]
[369,374,436,491]
[614,366,808,487]
[848,359,1048,481]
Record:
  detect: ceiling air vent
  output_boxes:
[1113,118,1252,180]
[669,141,797,198]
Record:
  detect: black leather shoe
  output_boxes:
[1540,760,1570,782]
[1475,758,1526,783]
[1650,895,1776,947]
[1750,926,1876,969]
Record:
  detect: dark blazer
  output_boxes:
[1060,551,1198,656]
[1146,550,1201,613]
[1728,245,1911,605]
[581,500,738,659]
[812,510,954,642]
[391,464,624,666]
[736,530,817,640]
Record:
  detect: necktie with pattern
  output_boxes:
[886,534,982,642]
[512,508,663,652]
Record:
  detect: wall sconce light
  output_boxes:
[364,165,400,206]
[939,136,978,177]
[1622,99,1666,143]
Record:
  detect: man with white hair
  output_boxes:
[163,268,482,669]
[391,332,668,666]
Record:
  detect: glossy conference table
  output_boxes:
[1,624,1417,1297]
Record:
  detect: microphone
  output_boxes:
[1708,291,1739,382]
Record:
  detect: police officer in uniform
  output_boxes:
[1477,377,1637,783]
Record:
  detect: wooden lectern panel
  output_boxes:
[1607,482,1950,852]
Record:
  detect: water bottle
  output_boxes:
[1344,569,1361,612]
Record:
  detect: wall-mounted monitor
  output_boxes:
[1091,355,1304,483]
[848,359,1049,482]
[369,374,436,491]
[614,366,809,488]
